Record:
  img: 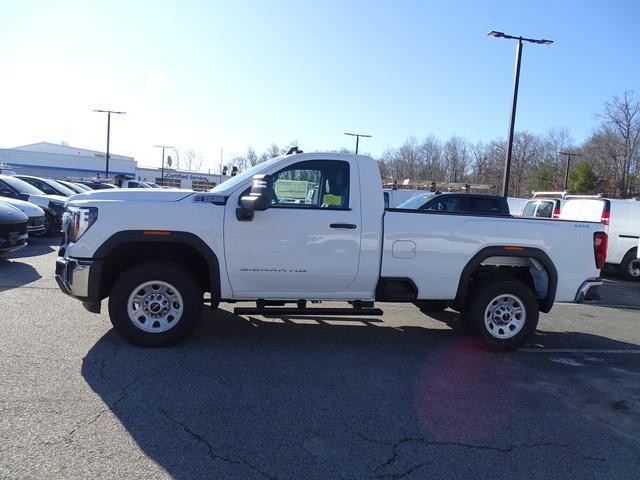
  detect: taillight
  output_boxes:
[601,210,610,225]
[593,232,608,269]
[552,208,560,219]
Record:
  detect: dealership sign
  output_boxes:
[164,172,210,181]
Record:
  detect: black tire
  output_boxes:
[618,249,640,282]
[414,300,448,313]
[461,279,539,351]
[108,261,203,347]
[38,212,56,237]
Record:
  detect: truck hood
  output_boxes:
[68,188,195,204]
[0,197,45,218]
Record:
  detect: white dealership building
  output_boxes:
[0,142,228,191]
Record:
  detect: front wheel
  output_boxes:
[462,280,539,351]
[108,261,203,347]
[37,212,56,237]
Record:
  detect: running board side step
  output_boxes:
[234,307,384,317]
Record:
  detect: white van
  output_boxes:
[560,198,640,280]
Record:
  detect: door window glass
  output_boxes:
[471,197,501,214]
[427,196,466,212]
[271,160,350,209]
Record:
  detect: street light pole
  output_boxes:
[560,151,582,190]
[154,145,174,185]
[502,38,523,198]
[344,132,372,154]
[488,31,553,197]
[93,109,126,178]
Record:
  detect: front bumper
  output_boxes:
[55,256,93,299]
[27,216,46,235]
[575,277,602,303]
[0,232,28,254]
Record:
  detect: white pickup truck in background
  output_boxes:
[56,152,607,350]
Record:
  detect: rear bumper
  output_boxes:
[574,277,602,303]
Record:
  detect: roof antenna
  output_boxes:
[286,146,303,155]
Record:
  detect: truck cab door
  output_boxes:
[223,159,362,298]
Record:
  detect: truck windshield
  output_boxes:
[210,156,284,193]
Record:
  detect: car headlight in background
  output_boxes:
[67,207,98,242]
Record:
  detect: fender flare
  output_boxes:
[93,230,221,299]
[454,246,558,313]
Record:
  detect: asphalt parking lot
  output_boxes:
[1,238,639,479]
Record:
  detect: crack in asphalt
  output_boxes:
[156,407,277,480]
[33,360,175,449]
[352,432,573,479]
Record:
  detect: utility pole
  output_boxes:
[488,31,553,197]
[93,109,126,178]
[560,151,582,190]
[154,145,174,185]
[344,132,371,154]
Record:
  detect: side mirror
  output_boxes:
[237,174,274,220]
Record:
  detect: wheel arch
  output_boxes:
[92,230,221,300]
[455,246,558,313]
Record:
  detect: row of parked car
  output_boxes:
[0,174,137,256]
[389,190,640,282]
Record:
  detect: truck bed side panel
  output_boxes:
[381,211,601,302]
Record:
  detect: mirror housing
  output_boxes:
[237,174,274,220]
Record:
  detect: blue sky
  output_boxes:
[1,0,638,171]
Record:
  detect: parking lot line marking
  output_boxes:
[558,302,640,310]
[521,348,640,354]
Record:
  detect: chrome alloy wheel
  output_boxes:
[127,281,184,333]
[628,259,640,278]
[484,293,526,339]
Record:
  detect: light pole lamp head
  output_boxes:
[538,39,554,45]
[488,31,505,38]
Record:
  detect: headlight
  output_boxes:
[67,207,98,242]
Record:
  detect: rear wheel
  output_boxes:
[108,261,203,347]
[619,250,640,282]
[462,280,539,351]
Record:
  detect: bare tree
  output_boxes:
[443,136,470,182]
[181,149,203,172]
[594,91,640,196]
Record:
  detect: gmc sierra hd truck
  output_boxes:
[56,152,606,350]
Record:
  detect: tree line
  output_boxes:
[228,91,640,198]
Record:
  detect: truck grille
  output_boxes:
[0,221,28,238]
[28,217,44,228]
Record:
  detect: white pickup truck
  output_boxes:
[56,152,607,350]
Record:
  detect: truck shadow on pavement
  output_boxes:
[81,307,640,479]
[0,259,41,289]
